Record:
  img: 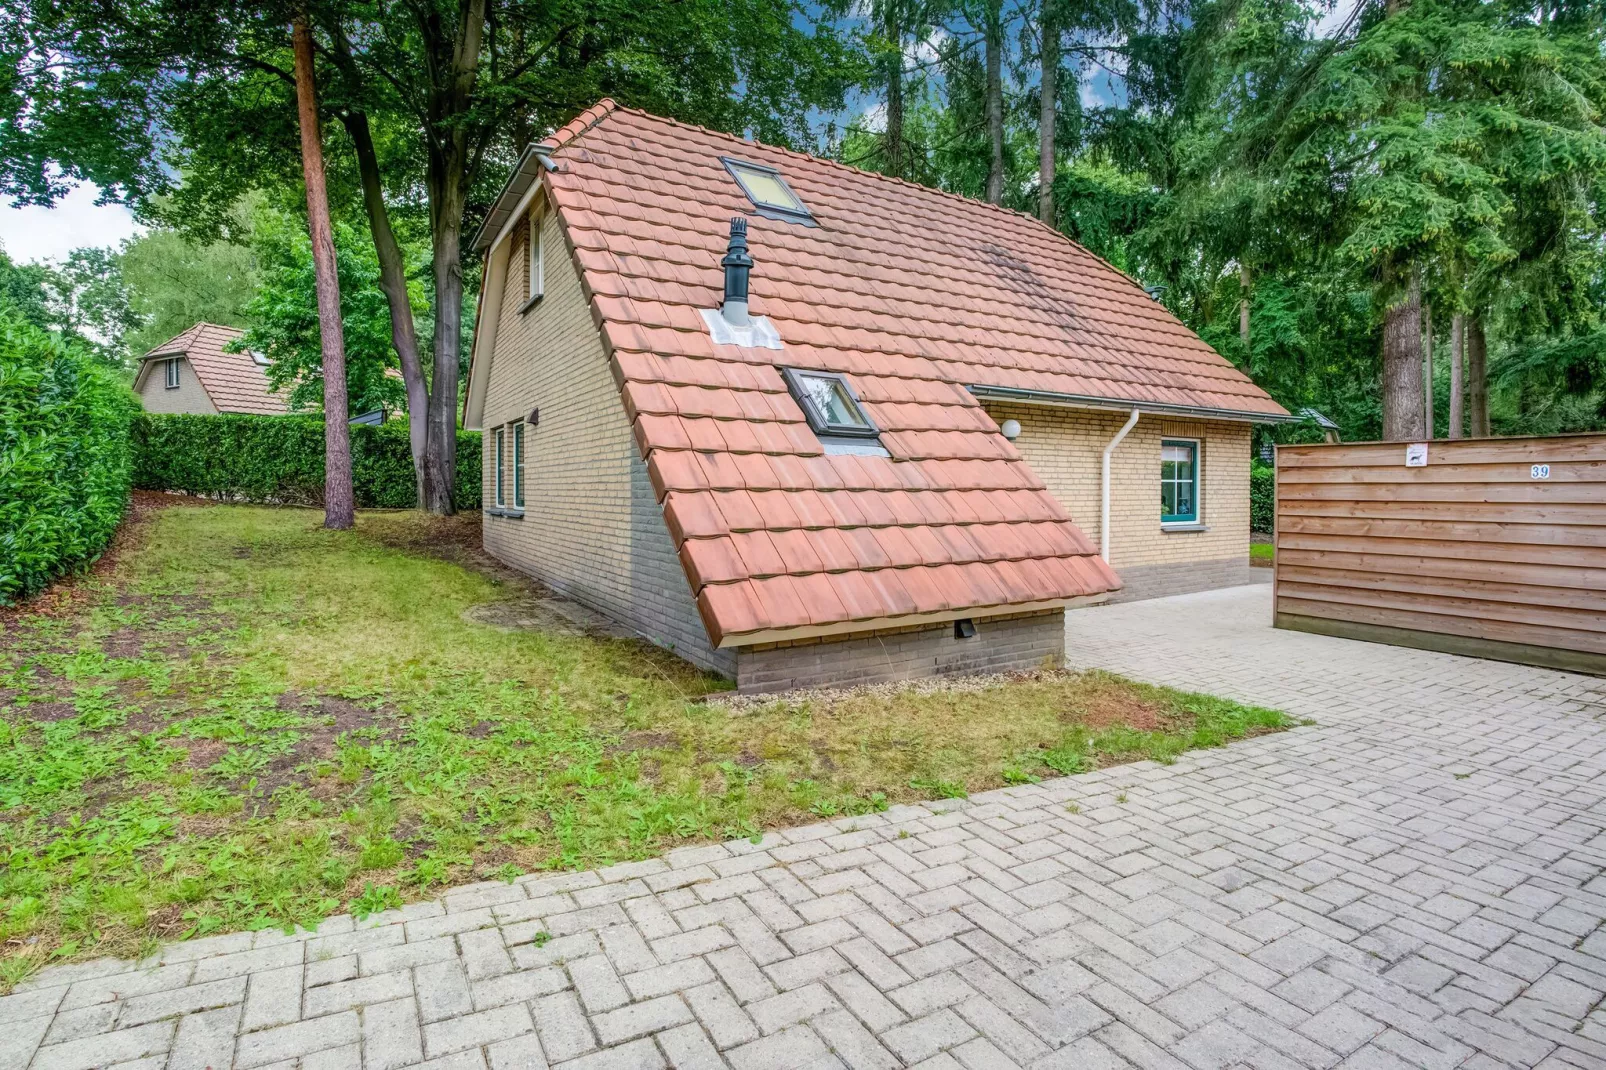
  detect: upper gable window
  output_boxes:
[722,158,813,225]
[165,359,180,389]
[783,368,877,439]
[524,207,545,309]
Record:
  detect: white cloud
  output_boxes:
[910,26,950,67]
[1313,0,1358,37]
[1081,67,1125,110]
[0,183,145,265]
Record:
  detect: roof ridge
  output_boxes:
[539,98,619,154]
[142,321,247,359]
[594,102,1114,266]
[141,321,207,358]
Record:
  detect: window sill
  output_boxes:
[1161,522,1209,533]
[486,507,525,519]
[518,293,543,315]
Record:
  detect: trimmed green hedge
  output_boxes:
[1250,463,1275,534]
[1,316,138,604]
[131,413,481,511]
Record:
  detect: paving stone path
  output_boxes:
[8,585,1606,1070]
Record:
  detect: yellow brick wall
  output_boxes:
[982,403,1251,569]
[136,357,217,414]
[478,201,732,676]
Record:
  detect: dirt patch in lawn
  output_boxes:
[606,731,681,756]
[359,511,490,570]
[1059,682,1172,733]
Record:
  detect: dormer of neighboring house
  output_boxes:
[133,323,289,416]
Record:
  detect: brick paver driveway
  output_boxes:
[9,585,1606,1070]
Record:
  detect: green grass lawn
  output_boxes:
[1251,540,1275,565]
[0,499,1288,981]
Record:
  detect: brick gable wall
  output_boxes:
[479,204,734,677]
[137,357,217,415]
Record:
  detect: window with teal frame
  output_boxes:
[1160,440,1198,523]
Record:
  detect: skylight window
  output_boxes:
[723,157,813,225]
[783,368,877,439]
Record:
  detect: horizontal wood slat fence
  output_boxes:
[1273,434,1606,675]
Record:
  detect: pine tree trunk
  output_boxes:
[1422,303,1434,439]
[1467,315,1489,437]
[1380,270,1426,441]
[344,111,429,507]
[1037,7,1056,226]
[292,14,354,530]
[984,0,1004,205]
[1238,262,1251,352]
[883,9,905,179]
[1448,312,1464,440]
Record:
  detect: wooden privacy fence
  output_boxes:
[1273,434,1606,675]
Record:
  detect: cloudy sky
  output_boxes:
[1,184,144,265]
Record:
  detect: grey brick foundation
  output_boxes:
[1106,555,1269,604]
[734,610,1065,693]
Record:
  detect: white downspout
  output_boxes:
[1101,409,1140,563]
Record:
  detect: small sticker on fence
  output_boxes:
[1405,444,1428,467]
[1531,464,1551,480]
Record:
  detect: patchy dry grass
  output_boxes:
[0,502,1287,982]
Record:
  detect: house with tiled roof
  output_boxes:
[133,323,289,416]
[463,101,1291,692]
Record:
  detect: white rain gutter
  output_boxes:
[1101,408,1140,563]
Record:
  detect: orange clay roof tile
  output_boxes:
[496,103,1291,643]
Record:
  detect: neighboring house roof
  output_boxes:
[466,101,1288,648]
[136,323,289,416]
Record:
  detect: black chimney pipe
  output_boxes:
[721,217,753,327]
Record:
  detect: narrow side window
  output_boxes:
[513,423,526,508]
[495,426,506,508]
[165,359,180,389]
[527,209,544,303]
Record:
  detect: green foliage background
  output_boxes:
[0,315,137,603]
[131,414,480,510]
[1250,463,1275,534]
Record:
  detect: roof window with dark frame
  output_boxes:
[722,158,814,225]
[781,368,889,457]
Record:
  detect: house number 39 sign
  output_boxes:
[1531,464,1551,479]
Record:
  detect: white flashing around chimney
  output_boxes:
[700,307,784,350]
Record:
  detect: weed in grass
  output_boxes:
[909,776,968,800]
[1065,802,1081,814]
[531,931,552,948]
[1116,792,1128,804]
[352,883,401,920]
[1001,763,1039,786]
